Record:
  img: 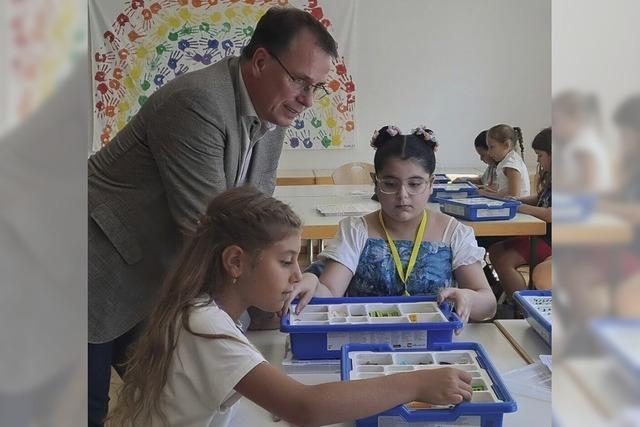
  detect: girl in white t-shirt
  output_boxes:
[481,124,530,198]
[108,187,473,427]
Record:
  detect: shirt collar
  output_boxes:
[238,66,276,131]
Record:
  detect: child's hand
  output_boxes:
[437,288,473,334]
[279,273,320,317]
[414,367,473,405]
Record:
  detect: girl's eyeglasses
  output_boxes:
[376,177,431,195]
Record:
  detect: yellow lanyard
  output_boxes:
[378,210,429,296]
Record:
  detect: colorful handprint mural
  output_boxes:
[90,0,356,151]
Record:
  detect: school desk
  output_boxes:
[554,360,607,427]
[559,356,638,425]
[276,169,317,186]
[494,319,551,364]
[276,168,485,186]
[233,324,551,426]
[554,213,634,246]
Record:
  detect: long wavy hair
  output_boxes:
[107,186,301,426]
[531,127,552,196]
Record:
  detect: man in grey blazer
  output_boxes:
[88,7,337,426]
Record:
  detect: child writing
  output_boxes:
[453,130,497,187]
[488,127,552,297]
[286,126,497,326]
[108,186,473,427]
[480,124,530,198]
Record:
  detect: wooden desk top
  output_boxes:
[494,319,550,364]
[554,213,634,246]
[274,185,547,240]
[276,169,316,186]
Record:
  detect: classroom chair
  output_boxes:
[332,162,375,185]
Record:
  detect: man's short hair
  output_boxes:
[242,7,338,60]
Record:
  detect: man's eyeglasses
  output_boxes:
[267,49,330,101]
[376,177,431,195]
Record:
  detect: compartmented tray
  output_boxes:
[513,290,552,347]
[433,173,451,184]
[592,319,640,395]
[429,182,478,202]
[439,196,521,221]
[281,296,462,359]
[341,342,517,426]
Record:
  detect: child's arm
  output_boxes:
[518,195,539,205]
[281,261,353,315]
[502,168,522,197]
[518,204,551,222]
[439,262,497,326]
[236,361,473,427]
[453,176,482,185]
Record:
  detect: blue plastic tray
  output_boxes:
[433,173,451,184]
[280,296,462,359]
[513,290,552,347]
[429,182,477,202]
[341,342,517,427]
[553,193,596,223]
[439,196,521,221]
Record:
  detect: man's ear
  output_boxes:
[221,245,245,280]
[250,47,269,78]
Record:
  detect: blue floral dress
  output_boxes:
[347,238,453,297]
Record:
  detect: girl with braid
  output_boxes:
[480,124,531,197]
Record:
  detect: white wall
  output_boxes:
[279,0,551,171]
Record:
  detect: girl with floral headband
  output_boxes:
[285,126,496,328]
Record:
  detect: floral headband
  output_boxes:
[370,125,401,148]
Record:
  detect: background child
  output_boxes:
[453,130,497,186]
[109,186,473,427]
[488,127,552,297]
[480,124,530,197]
[288,126,496,326]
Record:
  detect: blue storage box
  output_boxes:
[513,290,552,347]
[429,182,477,202]
[433,173,451,184]
[341,342,517,427]
[280,296,462,360]
[439,196,521,221]
[592,319,640,394]
[553,193,596,223]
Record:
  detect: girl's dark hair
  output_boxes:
[109,186,302,426]
[371,125,438,175]
[531,127,552,195]
[614,95,640,131]
[474,130,489,150]
[487,124,525,159]
[241,6,338,60]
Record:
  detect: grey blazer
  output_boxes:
[88,56,285,343]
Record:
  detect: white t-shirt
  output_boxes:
[559,127,615,193]
[151,303,266,427]
[319,215,485,274]
[495,150,530,197]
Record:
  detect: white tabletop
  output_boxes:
[232,323,550,426]
[274,185,547,239]
[494,319,551,364]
